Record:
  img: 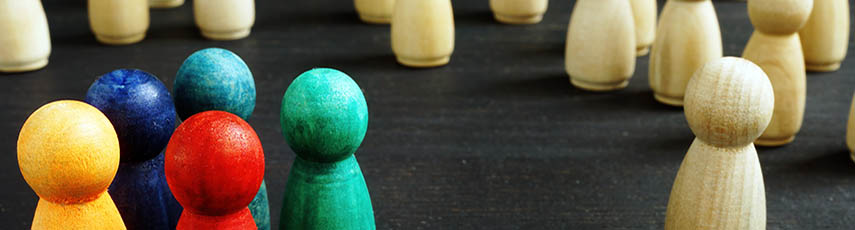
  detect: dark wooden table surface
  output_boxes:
[2,0,855,229]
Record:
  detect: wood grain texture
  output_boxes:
[648,0,722,106]
[565,0,635,91]
[2,1,855,229]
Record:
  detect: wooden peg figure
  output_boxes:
[354,0,395,24]
[149,0,183,8]
[743,0,813,146]
[489,0,549,24]
[630,0,656,56]
[194,0,255,40]
[799,0,850,72]
[847,93,855,162]
[565,0,635,91]
[88,0,149,45]
[280,68,376,230]
[165,111,265,230]
[18,100,125,229]
[665,57,773,230]
[85,69,182,230]
[649,0,722,106]
[0,0,51,72]
[391,0,455,67]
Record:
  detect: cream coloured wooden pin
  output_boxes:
[648,0,722,106]
[489,0,548,25]
[194,0,255,40]
[847,93,855,162]
[630,0,656,56]
[665,57,773,230]
[799,0,849,72]
[88,0,149,45]
[565,0,635,91]
[743,0,812,147]
[0,0,51,73]
[149,0,183,9]
[355,0,395,24]
[391,0,455,68]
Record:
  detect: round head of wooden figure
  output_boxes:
[17,100,121,203]
[165,111,264,216]
[684,57,775,147]
[85,69,177,163]
[174,48,256,121]
[748,0,813,34]
[280,68,369,163]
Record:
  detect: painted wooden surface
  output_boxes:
[280,68,374,229]
[165,111,265,230]
[3,1,855,229]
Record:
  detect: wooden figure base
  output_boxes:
[806,62,842,72]
[177,208,256,230]
[201,29,251,41]
[150,0,184,8]
[95,33,145,45]
[110,153,181,230]
[570,78,629,92]
[494,14,544,24]
[654,93,684,107]
[0,58,48,73]
[358,14,390,24]
[32,192,126,229]
[636,46,650,56]
[397,56,450,68]
[754,135,796,147]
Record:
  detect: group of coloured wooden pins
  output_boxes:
[17,47,376,229]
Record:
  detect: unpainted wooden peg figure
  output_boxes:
[0,0,51,72]
[630,0,656,56]
[355,0,395,24]
[799,0,850,72]
[18,100,125,229]
[665,57,773,230]
[649,0,722,106]
[847,94,855,162]
[391,0,455,68]
[88,0,149,45]
[743,0,813,147]
[195,0,255,40]
[565,0,635,91]
[489,0,548,24]
[149,0,183,8]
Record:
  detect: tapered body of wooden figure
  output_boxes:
[150,0,183,8]
[649,0,722,106]
[848,94,855,162]
[665,57,773,230]
[355,0,395,24]
[565,0,635,91]
[85,69,182,230]
[799,0,849,72]
[630,0,656,56]
[280,68,375,230]
[743,0,812,147]
[0,0,51,73]
[489,0,548,24]
[18,100,126,229]
[173,48,271,230]
[194,0,255,40]
[88,0,149,45]
[391,0,455,68]
[166,111,265,230]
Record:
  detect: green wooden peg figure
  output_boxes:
[280,68,376,230]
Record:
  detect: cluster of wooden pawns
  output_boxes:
[5,0,855,229]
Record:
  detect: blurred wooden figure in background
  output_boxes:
[195,0,255,40]
[89,0,149,45]
[0,0,51,72]
[799,0,849,72]
[489,0,548,24]
[565,0,635,91]
[355,0,395,24]
[392,0,455,68]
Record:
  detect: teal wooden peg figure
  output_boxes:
[280,68,376,230]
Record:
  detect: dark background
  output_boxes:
[2,0,854,229]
